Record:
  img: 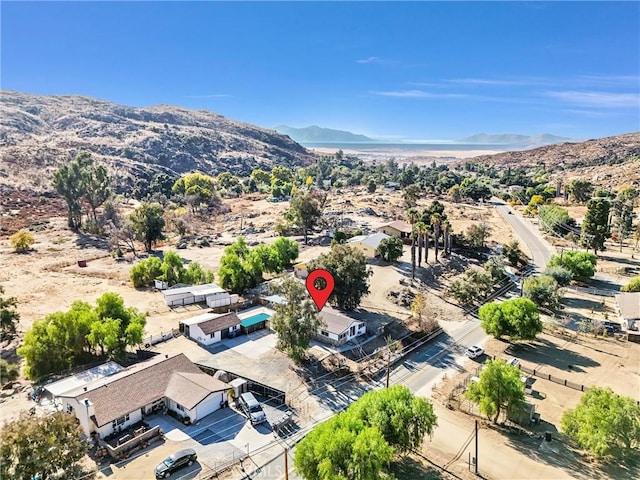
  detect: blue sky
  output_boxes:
[2,1,639,140]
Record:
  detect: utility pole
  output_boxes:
[284,446,289,480]
[475,419,479,475]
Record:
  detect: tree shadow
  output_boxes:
[388,454,449,480]
[74,231,110,250]
[505,337,600,369]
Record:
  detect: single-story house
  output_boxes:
[162,283,238,308]
[614,292,640,330]
[180,312,241,345]
[376,220,412,240]
[347,232,391,258]
[317,308,366,346]
[56,353,228,439]
[237,306,275,334]
[44,361,124,399]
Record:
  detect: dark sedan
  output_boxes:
[154,448,197,478]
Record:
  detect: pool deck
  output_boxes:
[236,305,275,321]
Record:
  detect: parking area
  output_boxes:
[103,398,289,480]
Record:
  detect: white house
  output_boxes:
[347,232,391,259]
[317,308,366,346]
[162,283,237,308]
[180,312,241,345]
[614,292,640,330]
[56,354,228,438]
[376,220,412,241]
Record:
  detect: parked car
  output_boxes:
[507,357,520,367]
[239,392,267,425]
[465,345,484,359]
[154,448,197,478]
[601,321,622,333]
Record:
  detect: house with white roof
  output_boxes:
[317,308,366,346]
[347,232,391,258]
[56,353,228,438]
[614,292,640,330]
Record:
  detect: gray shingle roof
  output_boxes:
[197,312,241,335]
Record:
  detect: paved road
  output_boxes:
[493,199,555,272]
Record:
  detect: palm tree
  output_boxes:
[406,208,419,279]
[431,212,442,262]
[415,221,427,267]
[442,220,452,256]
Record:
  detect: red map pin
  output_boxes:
[306,269,335,311]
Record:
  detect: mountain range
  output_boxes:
[274,125,377,144]
[0,90,313,192]
[456,133,574,147]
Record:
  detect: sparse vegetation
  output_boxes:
[10,230,34,253]
[621,276,640,292]
[0,286,20,341]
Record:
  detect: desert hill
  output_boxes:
[469,131,640,190]
[0,90,314,192]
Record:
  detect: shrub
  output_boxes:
[10,230,34,253]
[0,359,19,385]
[130,256,163,287]
[621,276,640,292]
[543,266,574,286]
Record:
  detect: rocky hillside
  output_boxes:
[469,132,640,190]
[0,90,314,192]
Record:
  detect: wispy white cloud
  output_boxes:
[371,89,467,99]
[543,90,639,108]
[185,94,232,99]
[444,78,531,86]
[357,56,382,64]
[574,74,640,87]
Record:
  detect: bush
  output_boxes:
[130,256,163,287]
[523,275,560,308]
[547,251,597,283]
[10,230,34,253]
[621,276,640,292]
[0,359,19,385]
[544,266,573,286]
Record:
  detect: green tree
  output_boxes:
[621,276,640,292]
[250,168,271,185]
[0,285,20,340]
[310,244,371,310]
[129,202,165,252]
[538,204,576,237]
[581,198,610,254]
[82,162,111,222]
[10,230,35,253]
[287,191,323,245]
[52,151,92,230]
[402,184,421,207]
[479,298,542,341]
[367,179,377,193]
[18,294,145,379]
[523,275,561,308]
[543,266,574,286]
[271,165,293,184]
[561,387,640,458]
[270,277,323,363]
[159,250,185,287]
[294,413,393,480]
[349,385,438,453]
[466,359,525,423]
[502,240,524,267]
[270,237,299,269]
[566,179,594,203]
[172,172,219,212]
[466,223,491,249]
[129,256,163,287]
[218,253,255,293]
[377,236,404,263]
[183,261,214,285]
[611,199,635,251]
[294,386,436,480]
[547,251,597,283]
[0,411,88,480]
[149,173,177,198]
[459,176,492,201]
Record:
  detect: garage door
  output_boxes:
[196,392,223,420]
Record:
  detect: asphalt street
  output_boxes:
[493,199,555,271]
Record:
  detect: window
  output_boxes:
[320,330,329,337]
[111,414,130,429]
[176,403,185,412]
[210,332,216,338]
[67,405,74,414]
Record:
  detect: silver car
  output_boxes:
[465,345,484,359]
